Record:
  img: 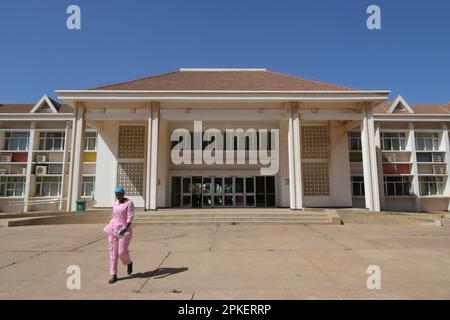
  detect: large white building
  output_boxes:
[1,69,449,213]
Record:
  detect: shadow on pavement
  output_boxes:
[118,267,189,282]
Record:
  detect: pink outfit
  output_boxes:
[104,198,135,276]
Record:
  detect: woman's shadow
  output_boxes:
[117,267,189,282]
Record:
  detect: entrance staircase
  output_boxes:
[133,208,340,225]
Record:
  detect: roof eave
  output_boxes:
[56,90,391,106]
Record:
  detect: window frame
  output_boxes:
[4,132,29,151]
[348,132,362,151]
[381,132,407,151]
[38,131,65,151]
[84,131,98,151]
[0,176,25,197]
[35,176,62,197]
[351,175,365,196]
[81,176,95,198]
[419,176,445,196]
[415,132,440,151]
[383,176,414,196]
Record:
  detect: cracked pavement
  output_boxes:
[0,223,449,299]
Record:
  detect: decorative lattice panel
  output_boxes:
[301,125,330,197]
[301,126,329,159]
[116,162,144,196]
[118,126,146,159]
[116,126,145,197]
[302,162,330,196]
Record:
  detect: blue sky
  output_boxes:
[0,0,449,104]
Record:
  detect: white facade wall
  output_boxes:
[94,121,119,208]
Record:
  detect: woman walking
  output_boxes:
[103,187,134,284]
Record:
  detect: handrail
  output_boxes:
[8,198,68,207]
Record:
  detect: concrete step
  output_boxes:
[135,218,330,222]
[134,214,329,219]
[133,213,332,225]
[134,220,332,225]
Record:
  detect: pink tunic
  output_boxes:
[104,199,135,236]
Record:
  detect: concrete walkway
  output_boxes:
[0,223,449,299]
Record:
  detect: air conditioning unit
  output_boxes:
[35,166,47,176]
[0,155,12,163]
[0,168,8,175]
[36,155,47,163]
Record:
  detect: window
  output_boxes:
[81,176,95,198]
[415,132,439,151]
[384,176,413,196]
[35,177,61,197]
[0,177,25,197]
[351,176,365,196]
[381,132,406,151]
[84,131,97,151]
[4,132,29,150]
[419,176,445,196]
[38,132,65,151]
[348,132,362,151]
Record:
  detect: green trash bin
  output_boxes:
[76,200,86,212]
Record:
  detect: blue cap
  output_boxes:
[114,187,125,194]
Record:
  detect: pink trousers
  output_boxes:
[108,228,133,276]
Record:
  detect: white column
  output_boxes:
[409,123,421,212]
[66,120,76,211]
[287,111,297,209]
[145,106,153,211]
[23,122,36,213]
[292,105,303,210]
[287,103,303,210]
[441,123,450,211]
[374,122,386,210]
[367,112,380,211]
[70,103,85,211]
[361,116,373,210]
[361,106,380,211]
[59,121,70,211]
[145,102,160,211]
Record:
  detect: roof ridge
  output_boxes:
[90,70,180,90]
[264,69,355,90]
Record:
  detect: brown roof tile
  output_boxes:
[374,100,450,115]
[0,103,73,114]
[90,69,355,91]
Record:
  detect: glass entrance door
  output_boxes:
[181,177,192,207]
[173,176,274,208]
[213,177,224,207]
[202,177,213,207]
[192,176,202,208]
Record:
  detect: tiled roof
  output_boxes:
[374,100,450,115]
[0,103,73,114]
[90,69,355,91]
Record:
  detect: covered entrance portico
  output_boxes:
[56,69,389,212]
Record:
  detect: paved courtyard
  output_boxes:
[0,222,449,299]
